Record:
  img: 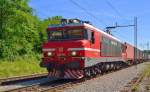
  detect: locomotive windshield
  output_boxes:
[48,29,87,41]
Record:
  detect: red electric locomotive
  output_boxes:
[40,19,145,79]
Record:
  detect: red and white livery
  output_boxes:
[40,19,148,79]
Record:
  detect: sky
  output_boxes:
[29,0,150,50]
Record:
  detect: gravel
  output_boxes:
[138,75,150,92]
[64,62,150,92]
[0,77,53,92]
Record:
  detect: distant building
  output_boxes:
[148,54,150,60]
[143,50,150,60]
[143,50,150,54]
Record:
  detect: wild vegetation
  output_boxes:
[0,0,61,77]
[0,0,61,60]
[142,64,150,78]
[131,63,150,92]
[0,55,46,78]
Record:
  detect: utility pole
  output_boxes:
[147,42,149,51]
[106,17,138,63]
[134,17,138,64]
[147,42,149,59]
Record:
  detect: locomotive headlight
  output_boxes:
[47,52,52,57]
[71,51,77,56]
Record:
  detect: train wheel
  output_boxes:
[113,63,117,71]
[106,63,111,72]
[106,64,109,70]
[127,60,132,66]
[47,67,51,72]
[116,63,120,70]
[101,63,106,74]
[84,69,91,78]
[95,66,101,74]
[91,68,97,77]
[110,63,114,70]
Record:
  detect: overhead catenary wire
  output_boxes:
[69,0,107,26]
[105,0,131,23]
[105,0,124,19]
[105,0,134,25]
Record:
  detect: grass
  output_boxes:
[131,85,140,92]
[130,62,149,92]
[142,63,150,77]
[131,62,150,92]
[0,55,47,78]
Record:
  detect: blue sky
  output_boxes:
[29,0,150,50]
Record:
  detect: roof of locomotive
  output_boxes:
[83,23,122,43]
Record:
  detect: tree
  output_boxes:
[38,16,62,41]
[0,0,62,61]
[0,0,39,60]
[35,16,62,53]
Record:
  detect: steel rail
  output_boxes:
[0,73,47,85]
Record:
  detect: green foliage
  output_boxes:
[38,16,62,41]
[0,0,39,59]
[0,0,62,61]
[131,85,140,92]
[142,64,150,77]
[0,56,46,78]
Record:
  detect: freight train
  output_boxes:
[40,19,148,79]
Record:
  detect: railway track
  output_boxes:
[2,66,130,92]
[129,75,144,92]
[0,73,75,92]
[0,73,48,85]
[0,73,48,86]
[120,62,150,92]
[120,73,144,92]
[0,63,146,92]
[5,79,76,92]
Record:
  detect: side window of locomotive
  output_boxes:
[101,36,109,56]
[111,41,121,57]
[101,37,105,56]
[91,31,95,44]
[87,30,91,40]
[116,42,121,56]
[102,37,122,57]
[101,36,106,56]
[83,30,88,39]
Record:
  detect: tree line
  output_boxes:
[0,0,61,61]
